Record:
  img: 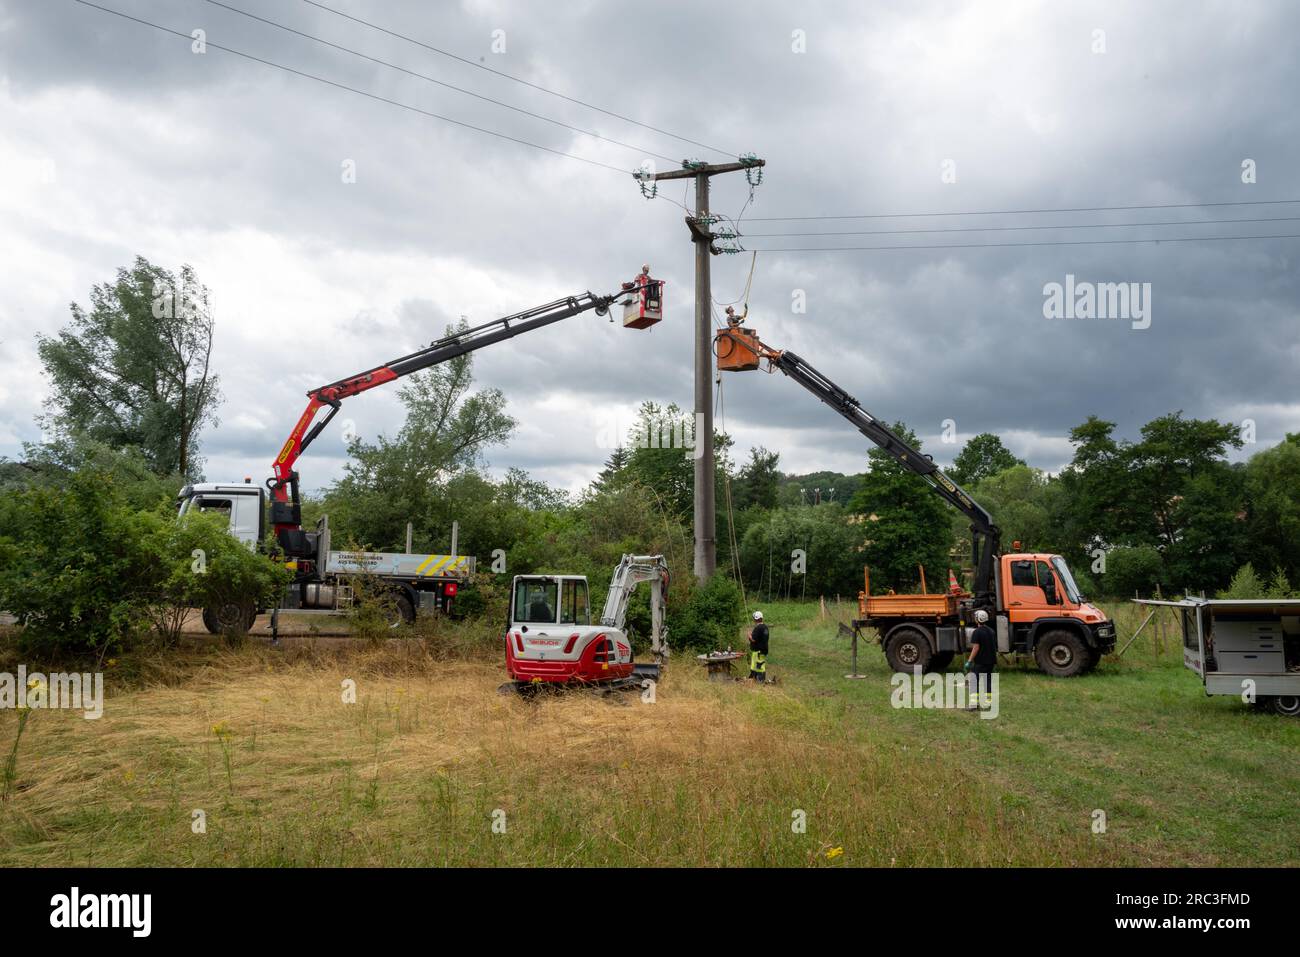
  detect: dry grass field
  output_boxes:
[1,601,1296,867]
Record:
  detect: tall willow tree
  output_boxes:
[36,257,222,478]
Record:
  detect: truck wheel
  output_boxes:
[202,608,221,635]
[885,628,933,674]
[203,601,257,637]
[931,651,955,671]
[390,594,416,628]
[1271,695,1300,718]
[1034,629,1089,677]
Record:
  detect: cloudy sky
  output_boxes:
[1,0,1297,495]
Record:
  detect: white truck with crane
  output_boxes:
[715,318,1116,677]
[178,269,664,637]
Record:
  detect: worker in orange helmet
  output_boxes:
[747,610,770,683]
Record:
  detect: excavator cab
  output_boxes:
[500,556,668,692]
[504,574,634,684]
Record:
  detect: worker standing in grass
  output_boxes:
[964,609,997,711]
[748,610,770,683]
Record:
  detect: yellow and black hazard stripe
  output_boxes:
[413,555,472,578]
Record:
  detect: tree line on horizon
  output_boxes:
[3,258,1298,656]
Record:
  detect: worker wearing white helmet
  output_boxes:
[964,608,997,711]
[747,610,770,683]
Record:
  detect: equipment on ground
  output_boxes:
[715,321,1115,677]
[502,554,669,692]
[178,271,663,634]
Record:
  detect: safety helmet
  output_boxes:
[752,610,764,621]
[974,609,989,623]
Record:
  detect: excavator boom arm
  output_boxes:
[601,554,671,660]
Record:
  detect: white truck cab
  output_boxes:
[177,481,265,547]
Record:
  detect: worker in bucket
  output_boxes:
[747,610,770,682]
[964,609,997,711]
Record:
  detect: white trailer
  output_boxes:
[1133,596,1300,716]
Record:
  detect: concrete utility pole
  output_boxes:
[643,157,765,583]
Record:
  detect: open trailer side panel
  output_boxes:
[1134,597,1300,706]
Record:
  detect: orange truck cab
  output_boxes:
[857,552,1115,677]
[997,553,1114,675]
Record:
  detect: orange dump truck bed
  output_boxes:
[856,567,966,620]
[858,592,963,619]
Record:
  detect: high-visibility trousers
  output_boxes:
[749,651,767,680]
[970,667,994,708]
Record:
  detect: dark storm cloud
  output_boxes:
[1,0,1297,491]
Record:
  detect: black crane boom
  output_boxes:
[766,347,1001,604]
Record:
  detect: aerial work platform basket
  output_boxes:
[715,326,763,371]
[623,266,663,329]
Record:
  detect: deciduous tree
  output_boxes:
[36,257,221,478]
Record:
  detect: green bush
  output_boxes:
[0,471,288,656]
[1217,562,1293,599]
[738,504,865,599]
[144,512,290,646]
[343,569,404,644]
[446,571,505,623]
[0,473,158,656]
[1071,569,1100,600]
[667,573,744,653]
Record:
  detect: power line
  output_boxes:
[742,233,1300,253]
[741,214,1300,238]
[713,251,757,307]
[70,0,630,174]
[200,0,678,163]
[744,198,1300,222]
[300,0,735,159]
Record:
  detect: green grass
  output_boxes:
[0,603,1295,867]
[756,599,1300,865]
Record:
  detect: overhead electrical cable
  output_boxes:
[741,214,1300,238]
[299,0,735,158]
[744,198,1300,223]
[201,0,678,163]
[741,233,1300,253]
[70,0,631,174]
